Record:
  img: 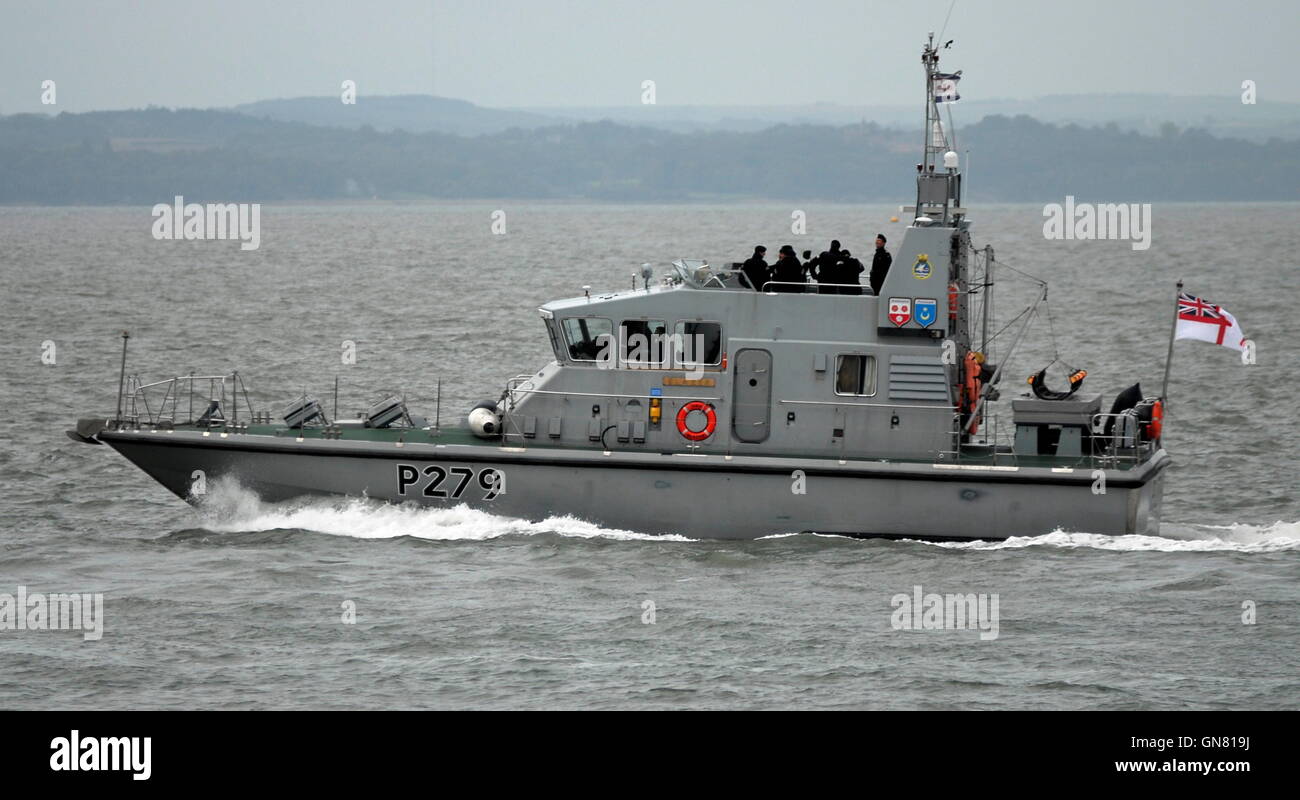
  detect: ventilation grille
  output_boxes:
[889,355,950,402]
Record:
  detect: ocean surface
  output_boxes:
[0,203,1296,710]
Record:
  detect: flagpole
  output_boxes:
[1159,280,1183,404]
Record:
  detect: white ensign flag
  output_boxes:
[1175,292,1247,352]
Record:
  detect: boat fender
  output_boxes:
[468,401,502,438]
[675,401,716,442]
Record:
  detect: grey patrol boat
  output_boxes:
[70,35,1170,541]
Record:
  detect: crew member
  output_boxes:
[838,249,864,295]
[869,233,892,296]
[771,245,804,292]
[801,249,817,283]
[814,240,843,293]
[741,245,768,291]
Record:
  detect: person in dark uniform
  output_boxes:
[869,233,892,296]
[741,245,768,291]
[837,249,864,295]
[814,240,843,293]
[771,245,804,292]
[801,249,817,283]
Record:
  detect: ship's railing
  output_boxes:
[505,374,536,393]
[1088,412,1154,468]
[758,280,874,295]
[940,409,1016,466]
[504,386,722,403]
[942,409,1155,469]
[499,374,539,435]
[121,372,256,428]
[500,383,723,445]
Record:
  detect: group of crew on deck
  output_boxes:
[739,235,893,295]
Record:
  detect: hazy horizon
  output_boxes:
[2,0,1296,114]
[6,90,1296,117]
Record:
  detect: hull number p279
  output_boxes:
[396,464,505,500]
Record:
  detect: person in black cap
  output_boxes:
[869,233,892,296]
[814,239,843,293]
[837,248,864,295]
[771,245,804,292]
[741,245,768,291]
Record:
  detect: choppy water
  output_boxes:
[1,203,1297,709]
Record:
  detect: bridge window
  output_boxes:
[620,319,668,365]
[835,354,877,396]
[674,321,722,366]
[543,319,563,361]
[561,317,613,362]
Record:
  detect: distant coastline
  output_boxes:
[2,105,1296,205]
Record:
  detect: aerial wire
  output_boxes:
[937,0,958,45]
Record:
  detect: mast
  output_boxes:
[115,330,130,425]
[1159,280,1183,406]
[979,245,994,352]
[921,32,944,174]
[914,33,962,226]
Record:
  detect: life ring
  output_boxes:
[961,352,983,435]
[1143,399,1164,441]
[676,401,717,441]
[948,282,959,321]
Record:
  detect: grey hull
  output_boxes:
[101,429,1168,541]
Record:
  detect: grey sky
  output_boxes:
[2,0,1295,113]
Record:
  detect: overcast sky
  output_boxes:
[2,0,1295,113]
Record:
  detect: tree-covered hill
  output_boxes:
[0,108,1294,204]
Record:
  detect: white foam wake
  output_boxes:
[192,479,692,542]
[918,521,1300,553]
[191,479,1296,551]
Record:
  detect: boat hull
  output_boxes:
[99,430,1168,541]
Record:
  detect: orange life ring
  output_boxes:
[1145,399,1164,440]
[961,352,983,435]
[676,401,717,441]
[948,282,959,321]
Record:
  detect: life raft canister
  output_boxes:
[676,401,717,441]
[961,352,983,435]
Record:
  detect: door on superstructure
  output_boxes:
[732,348,772,443]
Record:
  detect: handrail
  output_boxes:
[506,386,721,402]
[779,399,955,410]
[123,372,256,427]
[1089,412,1150,467]
[759,280,874,294]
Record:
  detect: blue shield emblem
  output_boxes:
[914,299,938,328]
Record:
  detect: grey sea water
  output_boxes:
[0,203,1296,710]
